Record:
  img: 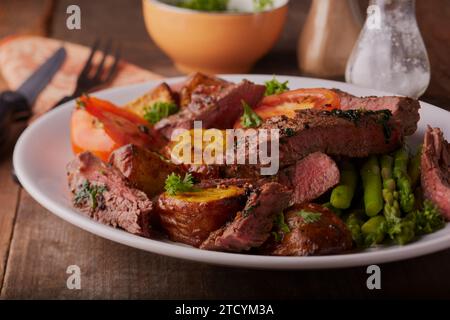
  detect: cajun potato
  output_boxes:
[125,82,177,119]
[109,144,181,198]
[156,186,246,247]
[179,72,228,108]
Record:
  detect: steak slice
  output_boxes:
[421,126,450,219]
[155,80,265,139]
[279,152,340,205]
[67,152,153,237]
[262,203,353,256]
[200,182,292,252]
[334,89,420,136]
[209,153,340,205]
[260,109,402,168]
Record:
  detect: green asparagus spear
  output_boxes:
[345,211,365,247]
[330,161,358,209]
[360,156,384,217]
[361,215,387,246]
[380,155,401,221]
[408,145,422,189]
[393,148,415,213]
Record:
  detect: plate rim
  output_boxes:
[13,74,450,270]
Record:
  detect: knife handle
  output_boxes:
[0,91,32,121]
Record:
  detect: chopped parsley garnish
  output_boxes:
[295,210,322,224]
[74,181,107,210]
[274,212,290,233]
[253,0,274,12]
[264,77,289,96]
[271,212,290,242]
[176,0,228,11]
[414,200,445,235]
[143,101,179,125]
[240,100,263,128]
[165,173,195,195]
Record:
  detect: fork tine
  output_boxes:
[104,45,121,83]
[93,39,112,81]
[79,39,100,78]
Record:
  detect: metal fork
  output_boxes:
[52,39,120,108]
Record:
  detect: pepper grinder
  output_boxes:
[298,0,363,79]
[345,0,430,98]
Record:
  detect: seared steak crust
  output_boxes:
[155,80,265,139]
[200,182,292,252]
[262,203,353,256]
[335,89,420,136]
[421,126,450,219]
[261,109,402,168]
[67,152,153,237]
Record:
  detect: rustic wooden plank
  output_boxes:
[0,0,54,294]
[0,0,54,38]
[0,156,20,294]
[49,0,179,76]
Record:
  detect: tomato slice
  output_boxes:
[71,108,117,161]
[71,96,165,161]
[234,88,341,128]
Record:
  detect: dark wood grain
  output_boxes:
[1,0,450,299]
[0,0,53,294]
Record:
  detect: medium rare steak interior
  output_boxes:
[67,152,153,237]
[201,182,292,252]
[421,126,450,219]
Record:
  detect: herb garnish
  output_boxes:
[164,173,195,195]
[271,212,290,242]
[296,210,322,224]
[240,100,263,128]
[176,0,228,11]
[264,76,289,96]
[143,101,179,125]
[74,181,107,210]
[253,0,274,12]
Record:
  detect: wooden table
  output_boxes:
[1,0,450,299]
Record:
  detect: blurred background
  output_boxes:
[1,0,449,106]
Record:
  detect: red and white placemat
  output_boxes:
[0,35,161,118]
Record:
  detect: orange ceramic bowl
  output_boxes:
[142,0,288,74]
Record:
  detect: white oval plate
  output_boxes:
[13,75,450,270]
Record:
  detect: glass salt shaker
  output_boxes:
[345,0,430,98]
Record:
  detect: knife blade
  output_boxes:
[17,46,67,106]
[0,46,66,157]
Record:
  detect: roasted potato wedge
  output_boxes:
[125,82,177,119]
[109,144,182,197]
[179,72,229,108]
[156,186,246,247]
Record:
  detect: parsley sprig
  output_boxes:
[264,77,289,96]
[296,210,322,224]
[74,181,107,210]
[253,0,274,12]
[272,212,291,242]
[165,173,196,196]
[240,100,262,128]
[143,101,179,125]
